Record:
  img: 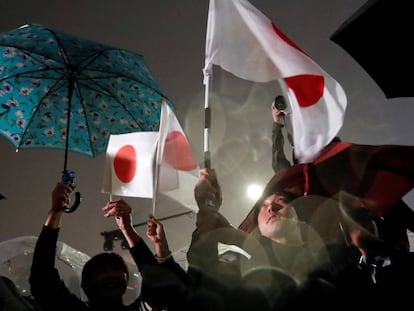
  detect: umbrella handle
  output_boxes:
[63,191,82,213]
[61,169,82,213]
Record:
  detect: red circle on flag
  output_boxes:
[114,145,137,183]
[164,131,198,171]
[284,74,324,107]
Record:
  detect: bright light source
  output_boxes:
[246,184,263,200]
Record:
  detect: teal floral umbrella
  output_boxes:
[0,23,173,169]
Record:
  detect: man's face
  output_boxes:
[88,264,128,301]
[257,193,297,239]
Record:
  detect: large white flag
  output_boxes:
[205,0,347,163]
[102,132,158,198]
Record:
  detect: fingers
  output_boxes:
[146,214,159,238]
[195,168,222,207]
[147,214,165,229]
[102,199,132,218]
[196,168,218,192]
[272,107,282,122]
[54,182,72,196]
[147,214,156,226]
[52,182,73,210]
[198,168,217,179]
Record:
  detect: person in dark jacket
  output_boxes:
[331,205,414,310]
[187,167,334,310]
[271,95,293,173]
[29,182,185,311]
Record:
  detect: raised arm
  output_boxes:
[102,198,141,247]
[102,198,157,269]
[271,104,292,172]
[146,214,171,260]
[30,182,85,311]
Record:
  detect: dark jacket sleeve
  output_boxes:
[129,239,188,283]
[130,239,190,310]
[128,238,158,271]
[29,226,87,311]
[272,122,292,173]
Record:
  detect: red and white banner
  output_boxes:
[205,0,347,163]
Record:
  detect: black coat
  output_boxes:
[29,226,172,311]
[333,249,414,310]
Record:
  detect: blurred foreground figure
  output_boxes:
[268,119,414,251]
[269,95,414,251]
[187,168,336,309]
[331,206,414,310]
[29,182,183,311]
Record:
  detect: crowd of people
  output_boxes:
[1,96,414,311]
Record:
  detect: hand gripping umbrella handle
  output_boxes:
[63,192,81,213]
[61,169,82,213]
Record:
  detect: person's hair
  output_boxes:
[81,252,129,296]
[252,189,297,226]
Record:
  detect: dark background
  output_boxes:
[1,0,413,300]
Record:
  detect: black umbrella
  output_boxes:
[330,0,414,98]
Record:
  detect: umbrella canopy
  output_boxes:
[0,236,90,297]
[0,24,174,172]
[239,141,414,233]
[330,0,414,98]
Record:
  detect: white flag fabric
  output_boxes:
[162,170,199,212]
[156,102,199,193]
[102,132,158,198]
[205,0,347,163]
[102,104,199,207]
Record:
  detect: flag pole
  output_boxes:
[203,65,212,169]
[152,163,159,216]
[153,102,167,217]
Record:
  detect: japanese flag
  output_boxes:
[102,131,158,198]
[156,102,199,193]
[205,0,347,163]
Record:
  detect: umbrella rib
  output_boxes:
[71,86,97,157]
[71,47,171,131]
[1,43,79,162]
[0,67,67,82]
[0,42,70,68]
[0,45,69,82]
[71,79,145,157]
[73,77,146,120]
[78,48,170,99]
[44,26,72,65]
[76,68,165,102]
[16,78,70,151]
[0,44,170,100]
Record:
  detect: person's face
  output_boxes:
[88,264,128,301]
[257,193,296,239]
